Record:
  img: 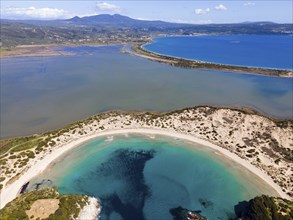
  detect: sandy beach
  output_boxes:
[0,127,290,209]
[124,44,293,77]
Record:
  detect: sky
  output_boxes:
[1,1,292,24]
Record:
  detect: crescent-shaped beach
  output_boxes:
[1,106,292,209]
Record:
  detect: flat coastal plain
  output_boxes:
[0,45,74,58]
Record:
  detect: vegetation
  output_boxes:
[0,105,292,198]
[0,106,292,219]
[131,45,292,77]
[0,136,45,157]
[0,188,89,220]
[235,195,293,220]
[1,14,292,48]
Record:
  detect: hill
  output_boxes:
[64,14,182,28]
[1,14,292,47]
[235,195,293,220]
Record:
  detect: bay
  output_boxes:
[143,35,293,69]
[28,134,278,220]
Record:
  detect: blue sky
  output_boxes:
[1,1,292,24]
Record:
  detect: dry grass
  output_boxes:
[26,199,59,220]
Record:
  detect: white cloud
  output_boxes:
[96,2,121,13]
[195,8,210,15]
[1,6,69,19]
[215,4,227,11]
[168,19,212,24]
[76,13,99,18]
[136,17,150,21]
[243,2,255,6]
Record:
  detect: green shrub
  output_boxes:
[25,151,35,159]
[0,188,89,220]
[8,155,17,159]
[236,195,293,220]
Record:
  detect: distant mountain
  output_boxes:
[63,14,186,28]
[1,14,292,47]
[1,14,188,29]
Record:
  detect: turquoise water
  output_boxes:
[1,45,292,138]
[29,134,277,220]
[143,35,293,70]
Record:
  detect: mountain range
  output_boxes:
[1,14,292,47]
[65,14,183,28]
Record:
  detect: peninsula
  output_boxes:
[2,42,292,78]
[123,44,293,77]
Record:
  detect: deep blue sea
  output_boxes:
[143,35,293,70]
[28,134,277,220]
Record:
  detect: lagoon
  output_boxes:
[28,134,278,220]
[1,45,292,138]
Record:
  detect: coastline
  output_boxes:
[0,127,290,209]
[77,196,101,220]
[0,45,73,58]
[141,42,293,72]
[2,41,292,77]
[123,44,293,77]
[0,43,124,58]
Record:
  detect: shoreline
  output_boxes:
[124,44,293,77]
[0,43,125,58]
[1,104,292,141]
[0,128,290,209]
[2,41,292,78]
[141,42,293,72]
[0,45,73,58]
[77,196,100,220]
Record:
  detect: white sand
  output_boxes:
[0,128,290,209]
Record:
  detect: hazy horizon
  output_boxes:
[1,1,292,24]
[2,12,293,25]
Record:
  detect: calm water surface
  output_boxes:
[143,35,293,69]
[28,134,278,220]
[1,45,292,138]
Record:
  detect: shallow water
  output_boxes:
[29,134,278,220]
[1,45,292,138]
[143,35,293,69]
